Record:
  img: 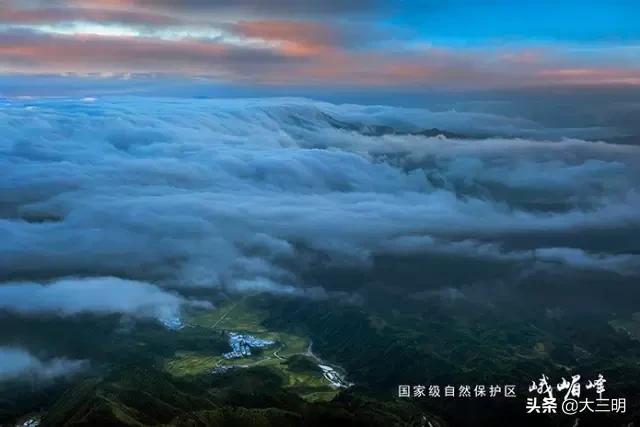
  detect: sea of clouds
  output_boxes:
[0,96,639,325]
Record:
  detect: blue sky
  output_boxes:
[391,1,640,42]
[0,0,639,92]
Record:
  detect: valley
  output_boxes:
[163,296,351,402]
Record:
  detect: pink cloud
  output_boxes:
[0,8,639,90]
[538,67,640,86]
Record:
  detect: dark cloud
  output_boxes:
[0,5,181,25]
[87,0,384,18]
[11,0,384,20]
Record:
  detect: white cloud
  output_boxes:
[383,235,640,276]
[0,96,638,305]
[0,277,208,320]
[0,347,88,382]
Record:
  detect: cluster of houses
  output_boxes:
[222,332,274,359]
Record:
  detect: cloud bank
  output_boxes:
[0,277,207,320]
[0,96,638,312]
[0,346,88,382]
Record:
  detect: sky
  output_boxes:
[1,0,640,92]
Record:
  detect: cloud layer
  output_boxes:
[1,97,638,311]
